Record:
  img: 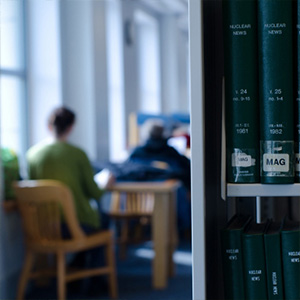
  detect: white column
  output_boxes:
[121,0,139,143]
[160,15,179,113]
[189,0,206,299]
[92,1,110,161]
[106,0,127,162]
[177,30,190,113]
[135,9,161,114]
[60,0,97,160]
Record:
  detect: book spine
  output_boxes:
[281,230,300,300]
[264,233,284,299]
[295,0,300,181]
[258,0,294,184]
[223,0,259,183]
[221,229,245,300]
[243,234,268,299]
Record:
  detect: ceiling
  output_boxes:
[138,0,188,31]
[139,0,188,16]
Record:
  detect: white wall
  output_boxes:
[161,15,189,114]
[59,0,127,162]
[135,9,161,114]
[106,0,127,162]
[177,30,190,113]
[92,0,111,161]
[189,0,206,299]
[160,15,179,113]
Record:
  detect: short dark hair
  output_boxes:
[149,124,164,140]
[48,106,76,137]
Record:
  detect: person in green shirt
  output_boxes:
[27,106,109,229]
[27,106,113,292]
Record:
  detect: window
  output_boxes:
[0,0,27,165]
[135,9,161,114]
[26,0,62,145]
[107,0,126,162]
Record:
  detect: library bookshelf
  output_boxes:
[189,0,300,299]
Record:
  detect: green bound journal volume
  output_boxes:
[281,220,300,300]
[295,0,300,181]
[221,214,252,300]
[242,221,268,300]
[264,221,284,300]
[223,0,260,183]
[258,0,294,183]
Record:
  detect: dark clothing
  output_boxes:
[61,203,110,271]
[128,138,191,189]
[93,138,191,234]
[128,138,191,234]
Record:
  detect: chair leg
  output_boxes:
[119,219,129,260]
[106,240,118,299]
[36,254,51,286]
[16,251,34,300]
[56,252,66,300]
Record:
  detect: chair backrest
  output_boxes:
[109,191,154,217]
[14,180,85,244]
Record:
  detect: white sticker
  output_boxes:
[232,153,252,167]
[263,154,289,172]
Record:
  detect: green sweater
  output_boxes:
[27,140,103,229]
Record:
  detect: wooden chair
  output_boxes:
[108,190,155,259]
[13,180,118,300]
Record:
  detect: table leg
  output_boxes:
[168,190,178,277]
[152,192,169,289]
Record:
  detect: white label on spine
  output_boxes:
[263,154,289,172]
[232,153,251,167]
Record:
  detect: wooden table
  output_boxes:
[109,180,180,289]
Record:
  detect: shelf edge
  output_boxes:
[227,183,300,197]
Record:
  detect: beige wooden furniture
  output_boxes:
[108,190,155,259]
[14,180,118,300]
[128,112,140,148]
[109,180,180,289]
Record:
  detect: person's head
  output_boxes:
[149,123,164,140]
[140,119,166,143]
[48,106,76,139]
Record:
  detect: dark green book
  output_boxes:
[264,221,284,299]
[295,0,300,182]
[223,0,260,183]
[281,220,300,300]
[221,214,252,300]
[258,0,294,184]
[242,221,268,300]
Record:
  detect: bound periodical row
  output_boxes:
[223,0,300,184]
[221,214,300,300]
